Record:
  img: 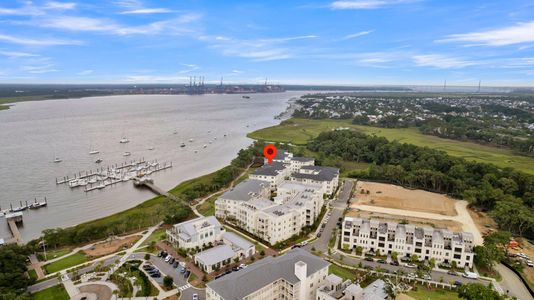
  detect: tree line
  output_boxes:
[307,130,534,238]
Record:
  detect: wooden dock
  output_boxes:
[6,212,24,245]
[134,180,179,201]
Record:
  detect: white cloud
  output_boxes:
[178,64,199,73]
[208,35,318,61]
[44,2,76,10]
[439,21,534,46]
[330,0,417,10]
[37,14,201,35]
[412,54,475,69]
[0,51,39,58]
[77,70,93,75]
[342,31,373,40]
[21,64,57,74]
[120,8,173,14]
[0,34,82,46]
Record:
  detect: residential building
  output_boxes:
[166,216,224,250]
[206,248,330,300]
[316,274,387,300]
[341,217,475,268]
[291,166,339,195]
[249,162,289,190]
[222,231,256,258]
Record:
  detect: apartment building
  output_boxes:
[249,162,289,190]
[206,248,330,300]
[341,217,475,268]
[291,166,339,195]
[316,274,386,300]
[166,216,224,250]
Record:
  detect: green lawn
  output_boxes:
[38,248,72,262]
[248,118,534,175]
[198,194,219,216]
[28,269,38,281]
[328,264,359,281]
[141,228,166,247]
[406,285,461,300]
[33,285,69,300]
[43,251,88,274]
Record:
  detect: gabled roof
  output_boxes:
[293,166,339,182]
[195,245,236,266]
[174,216,221,239]
[219,179,268,201]
[207,248,329,299]
[251,162,286,176]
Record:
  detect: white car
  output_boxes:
[300,241,308,247]
[165,256,172,262]
[239,263,247,269]
[404,263,417,268]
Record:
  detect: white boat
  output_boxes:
[119,137,129,144]
[203,144,207,148]
[148,146,155,150]
[89,150,99,155]
[123,152,131,156]
[54,157,62,163]
[189,139,194,142]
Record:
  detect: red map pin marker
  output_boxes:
[263,144,277,165]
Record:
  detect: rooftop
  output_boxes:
[173,216,222,239]
[219,179,268,201]
[207,248,330,299]
[195,245,236,266]
[222,231,254,251]
[293,166,339,182]
[252,161,286,176]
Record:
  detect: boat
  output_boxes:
[203,144,207,148]
[95,158,103,164]
[189,138,194,142]
[29,198,47,209]
[242,95,251,99]
[96,183,106,189]
[53,157,62,163]
[194,150,198,153]
[223,133,227,137]
[180,143,186,148]
[173,130,178,135]
[148,146,155,150]
[123,152,131,156]
[119,137,129,144]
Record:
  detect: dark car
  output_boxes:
[390,261,399,266]
[364,257,374,262]
[169,257,175,264]
[157,251,163,257]
[377,259,387,264]
[161,252,168,258]
[447,271,458,276]
[142,264,153,270]
[173,261,179,268]
[224,270,232,275]
[454,281,463,286]
[291,245,301,249]
[232,266,240,272]
[215,273,225,279]
[317,233,322,237]
[150,273,161,278]
[184,271,190,278]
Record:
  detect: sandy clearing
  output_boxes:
[354,181,457,216]
[83,235,141,257]
[353,200,483,245]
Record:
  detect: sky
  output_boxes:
[0,0,534,86]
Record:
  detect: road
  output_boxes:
[495,263,534,300]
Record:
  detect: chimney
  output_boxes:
[295,261,308,300]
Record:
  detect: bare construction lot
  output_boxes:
[351,181,483,245]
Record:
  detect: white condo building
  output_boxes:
[316,274,386,300]
[166,216,224,250]
[206,248,330,300]
[341,217,475,268]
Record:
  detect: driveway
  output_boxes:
[495,263,534,300]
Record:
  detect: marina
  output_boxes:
[55,159,173,193]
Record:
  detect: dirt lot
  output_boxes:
[468,208,497,236]
[78,284,112,300]
[508,239,534,285]
[83,235,141,257]
[346,210,464,232]
[353,181,458,216]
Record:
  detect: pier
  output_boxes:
[6,212,24,245]
[133,178,178,201]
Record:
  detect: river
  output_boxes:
[0,92,303,241]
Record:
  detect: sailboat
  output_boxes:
[89,144,99,155]
[119,137,129,144]
[53,156,62,163]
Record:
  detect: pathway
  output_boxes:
[29,254,45,280]
[495,263,534,300]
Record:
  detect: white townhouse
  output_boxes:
[166,216,224,250]
[291,166,340,196]
[206,248,330,300]
[316,274,387,300]
[215,179,271,221]
[249,162,289,190]
[341,217,475,268]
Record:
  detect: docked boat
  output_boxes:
[148,146,155,150]
[95,158,103,164]
[123,152,131,156]
[29,198,47,209]
[119,137,129,144]
[242,95,251,99]
[180,143,186,148]
[189,138,194,142]
[89,150,99,155]
[54,157,62,163]
[203,144,207,148]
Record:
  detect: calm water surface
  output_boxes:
[0,92,303,241]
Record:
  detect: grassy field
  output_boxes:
[43,251,88,274]
[406,285,460,300]
[328,264,359,282]
[198,193,219,216]
[140,228,166,247]
[248,118,534,174]
[33,285,70,300]
[37,248,72,261]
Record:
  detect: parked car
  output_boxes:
[422,274,432,281]
[150,273,161,278]
[317,233,322,238]
[192,294,198,300]
[184,271,190,278]
[169,257,175,264]
[165,256,171,262]
[239,264,247,269]
[454,281,463,286]
[390,261,399,266]
[180,267,187,274]
[407,273,416,278]
[447,270,458,276]
[377,259,387,264]
[291,245,301,249]
[232,266,240,271]
[404,263,417,268]
[300,241,308,247]
[173,261,179,268]
[462,272,479,279]
[364,257,374,262]
[157,251,164,257]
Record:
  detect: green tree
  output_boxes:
[0,245,33,296]
[144,253,150,261]
[163,276,173,289]
[458,283,504,300]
